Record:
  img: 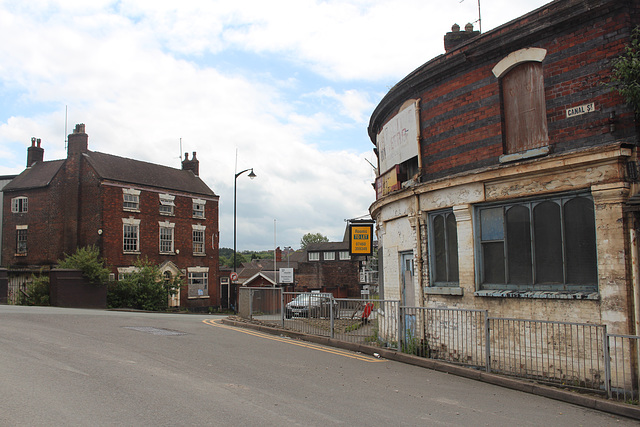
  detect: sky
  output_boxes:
[0,0,550,251]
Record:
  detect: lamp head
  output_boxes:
[248,169,257,179]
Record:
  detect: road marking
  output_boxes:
[202,319,386,363]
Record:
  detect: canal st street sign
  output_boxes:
[349,223,374,256]
[566,102,595,118]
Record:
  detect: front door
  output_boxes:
[400,251,414,307]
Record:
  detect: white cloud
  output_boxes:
[0,0,550,249]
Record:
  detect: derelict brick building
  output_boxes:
[368,0,640,335]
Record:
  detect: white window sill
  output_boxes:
[123,251,141,255]
[187,296,210,299]
[425,286,463,296]
[160,252,175,256]
[499,146,550,164]
[193,253,206,257]
[123,208,140,213]
[474,290,599,300]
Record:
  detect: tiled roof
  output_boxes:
[4,152,216,197]
[305,241,349,252]
[86,151,216,197]
[3,160,65,191]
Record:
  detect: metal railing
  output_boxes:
[236,287,640,403]
[607,334,640,402]
[487,318,608,392]
[401,307,487,367]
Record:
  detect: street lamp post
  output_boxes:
[233,168,256,275]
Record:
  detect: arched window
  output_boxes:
[477,193,597,292]
[493,48,549,158]
[429,210,459,286]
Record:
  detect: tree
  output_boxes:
[107,257,182,311]
[300,232,329,249]
[57,245,110,285]
[609,27,640,117]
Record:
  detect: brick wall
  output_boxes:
[371,0,638,184]
[296,259,360,297]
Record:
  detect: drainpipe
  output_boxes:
[630,217,640,336]
[413,193,424,306]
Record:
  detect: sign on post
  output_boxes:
[349,223,374,256]
[279,268,294,284]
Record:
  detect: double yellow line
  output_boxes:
[202,319,386,363]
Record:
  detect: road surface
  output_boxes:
[0,305,634,426]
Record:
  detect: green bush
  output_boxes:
[107,257,182,311]
[57,246,110,285]
[609,27,640,116]
[18,275,50,306]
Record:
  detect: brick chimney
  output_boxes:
[444,23,480,52]
[27,137,44,167]
[67,123,88,156]
[275,247,282,262]
[182,151,199,176]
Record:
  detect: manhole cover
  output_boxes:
[124,326,186,336]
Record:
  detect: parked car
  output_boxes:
[285,293,338,319]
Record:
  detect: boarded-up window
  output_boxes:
[502,62,548,154]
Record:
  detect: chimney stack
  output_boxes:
[444,23,480,52]
[182,151,200,176]
[27,137,44,167]
[67,123,88,156]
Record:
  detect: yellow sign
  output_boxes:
[350,224,373,256]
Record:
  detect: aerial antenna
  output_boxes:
[64,105,68,151]
[459,0,482,33]
[179,137,183,166]
[365,158,378,175]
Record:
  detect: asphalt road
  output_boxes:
[0,305,635,426]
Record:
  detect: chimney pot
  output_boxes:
[67,123,89,156]
[465,23,474,32]
[27,136,44,166]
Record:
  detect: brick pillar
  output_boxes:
[591,182,631,334]
[453,204,474,295]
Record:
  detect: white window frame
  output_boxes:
[308,252,320,261]
[188,267,209,299]
[159,194,175,216]
[123,188,141,212]
[16,225,27,255]
[11,197,28,213]
[192,198,206,218]
[324,251,335,261]
[339,251,350,260]
[122,217,141,253]
[117,266,140,281]
[192,224,206,255]
[159,221,175,254]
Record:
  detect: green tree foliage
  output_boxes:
[300,232,329,249]
[57,245,110,285]
[107,257,182,311]
[610,27,640,116]
[18,275,50,306]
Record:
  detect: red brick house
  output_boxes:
[2,124,220,310]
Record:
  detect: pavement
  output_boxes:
[221,317,640,421]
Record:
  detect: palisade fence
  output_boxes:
[237,288,640,403]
